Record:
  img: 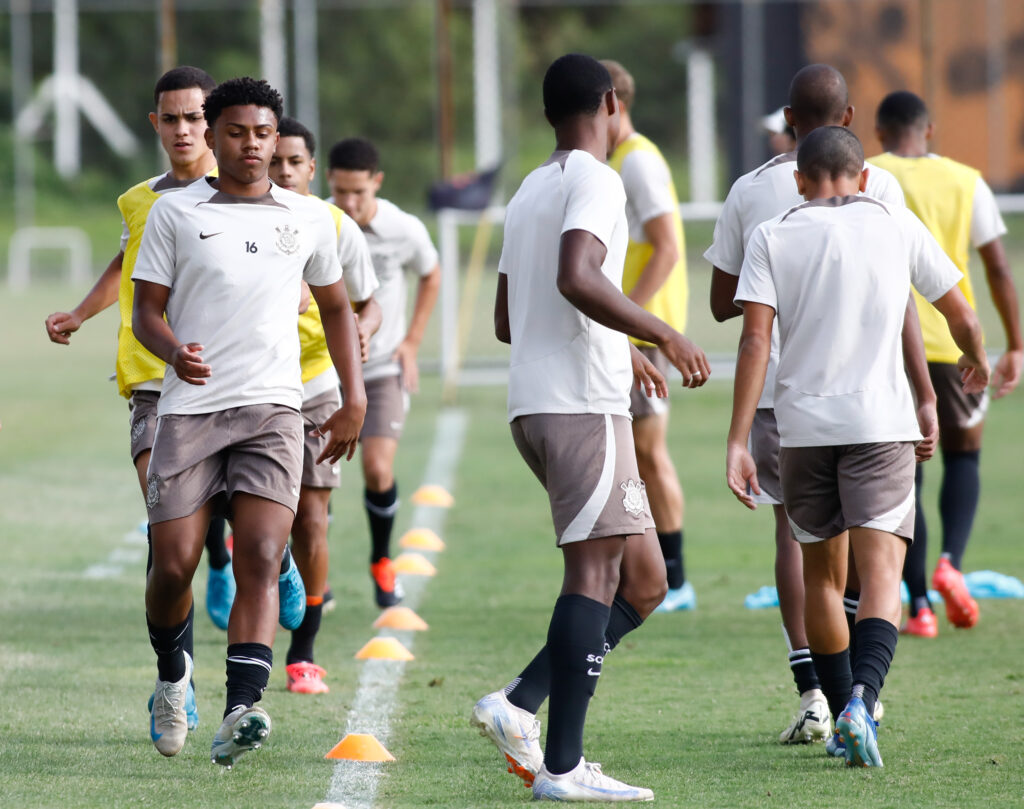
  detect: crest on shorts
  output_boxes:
[620,479,646,517]
[131,418,147,443]
[275,224,300,255]
[146,474,161,509]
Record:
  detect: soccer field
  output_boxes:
[1,285,1023,809]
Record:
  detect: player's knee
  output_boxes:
[292,503,328,546]
[363,463,395,491]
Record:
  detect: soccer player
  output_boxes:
[472,54,710,801]
[131,78,366,767]
[326,137,442,608]
[268,116,381,694]
[705,64,932,744]
[727,126,988,767]
[871,91,1023,635]
[600,59,694,612]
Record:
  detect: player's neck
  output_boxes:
[882,133,928,158]
[213,174,272,197]
[613,112,636,148]
[553,119,609,163]
[801,177,861,200]
[167,151,216,182]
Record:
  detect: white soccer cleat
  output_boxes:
[471,690,543,786]
[778,688,831,744]
[873,698,885,723]
[211,705,272,768]
[532,758,654,802]
[150,652,193,757]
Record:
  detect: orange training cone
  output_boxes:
[393,553,437,576]
[399,528,446,552]
[374,606,429,631]
[324,733,396,761]
[355,637,415,660]
[410,484,454,508]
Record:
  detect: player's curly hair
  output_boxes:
[203,77,284,126]
[328,138,380,174]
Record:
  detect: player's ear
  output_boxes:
[309,156,316,179]
[925,121,935,141]
[372,171,384,192]
[605,88,617,116]
[794,169,807,197]
[148,111,159,133]
[842,105,855,128]
[204,127,215,149]
[859,167,869,193]
[783,107,794,128]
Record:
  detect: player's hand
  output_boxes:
[957,353,990,395]
[915,400,938,463]
[314,399,367,464]
[726,440,760,510]
[45,311,83,345]
[171,343,211,385]
[990,348,1022,399]
[658,331,711,388]
[393,339,420,393]
[630,344,667,399]
[355,311,372,363]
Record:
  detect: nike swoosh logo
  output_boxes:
[199,231,223,240]
[587,668,601,677]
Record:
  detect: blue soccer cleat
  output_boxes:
[654,581,696,613]
[278,548,306,631]
[836,696,883,767]
[825,730,845,758]
[206,560,235,631]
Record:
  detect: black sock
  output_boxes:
[365,484,399,563]
[205,517,230,570]
[225,642,272,717]
[148,612,191,683]
[843,590,859,660]
[939,450,980,570]
[280,543,292,576]
[657,530,684,589]
[544,594,611,774]
[810,648,852,725]
[904,465,931,616]
[852,618,898,719]
[605,594,644,650]
[146,523,153,575]
[787,648,821,695]
[287,602,323,665]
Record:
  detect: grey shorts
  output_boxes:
[629,345,670,419]
[301,389,342,489]
[749,408,783,506]
[931,362,989,432]
[511,413,655,546]
[779,441,916,543]
[146,404,304,524]
[360,375,409,440]
[128,390,161,461]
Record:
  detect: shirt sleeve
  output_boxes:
[131,198,177,288]
[620,150,675,226]
[703,176,748,275]
[303,205,344,287]
[902,208,963,302]
[402,214,440,277]
[970,176,1007,248]
[561,156,626,249]
[734,224,777,311]
[337,214,379,301]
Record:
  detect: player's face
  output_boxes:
[207,105,279,190]
[269,136,315,195]
[328,168,382,227]
[149,88,210,169]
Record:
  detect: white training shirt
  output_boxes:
[133,177,343,416]
[704,151,906,408]
[735,195,963,447]
[500,149,632,421]
[619,143,676,240]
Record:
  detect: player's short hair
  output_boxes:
[876,90,929,134]
[543,54,613,127]
[788,64,849,127]
[203,77,284,126]
[797,126,864,182]
[278,116,316,157]
[600,59,635,110]
[153,66,216,106]
[328,138,380,174]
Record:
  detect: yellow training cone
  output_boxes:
[355,637,415,660]
[374,606,429,631]
[393,553,437,576]
[324,733,396,761]
[410,484,454,508]
[399,528,446,552]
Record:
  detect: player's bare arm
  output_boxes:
[709,267,743,322]
[393,264,441,394]
[557,228,710,387]
[930,286,990,393]
[310,278,367,464]
[353,295,382,363]
[132,278,211,385]
[977,237,1023,398]
[45,251,124,345]
[494,273,511,344]
[630,343,668,399]
[625,212,679,307]
[299,280,312,314]
[901,295,938,461]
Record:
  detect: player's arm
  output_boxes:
[930,287,989,393]
[132,279,211,385]
[626,213,679,307]
[494,273,511,344]
[352,295,382,363]
[311,278,367,463]
[557,229,709,386]
[901,296,938,462]
[45,251,124,344]
[710,267,743,322]
[394,264,441,394]
[977,237,1023,398]
[726,301,773,509]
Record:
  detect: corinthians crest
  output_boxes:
[275,224,300,255]
[146,474,162,509]
[620,479,646,517]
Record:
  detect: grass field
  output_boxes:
[1,283,1023,809]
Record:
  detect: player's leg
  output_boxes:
[287,485,332,693]
[362,434,402,606]
[901,464,937,636]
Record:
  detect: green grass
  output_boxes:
[2,286,1023,808]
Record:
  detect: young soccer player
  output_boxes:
[871,91,1023,635]
[472,54,709,801]
[705,64,934,744]
[268,116,381,694]
[326,138,441,608]
[600,59,694,613]
[131,78,366,767]
[727,126,988,767]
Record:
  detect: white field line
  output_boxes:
[82,528,148,579]
[322,407,468,809]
